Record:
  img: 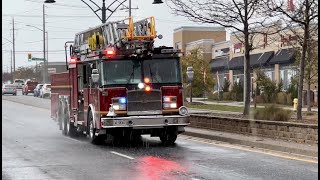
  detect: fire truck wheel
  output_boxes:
[58,107,63,130]
[88,110,104,145]
[62,113,68,136]
[160,130,178,146]
[63,110,77,137]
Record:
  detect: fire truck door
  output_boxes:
[70,67,79,110]
[77,64,85,116]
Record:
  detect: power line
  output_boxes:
[25,0,88,8]
[3,50,65,52]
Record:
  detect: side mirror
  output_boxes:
[91,69,99,83]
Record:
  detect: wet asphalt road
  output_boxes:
[2,92,318,180]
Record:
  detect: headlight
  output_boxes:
[111,97,127,111]
[170,103,177,108]
[179,106,188,116]
[162,96,177,109]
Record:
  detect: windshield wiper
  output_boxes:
[149,64,154,82]
[127,65,135,84]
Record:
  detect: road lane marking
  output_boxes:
[180,135,318,164]
[3,117,9,120]
[64,137,85,143]
[110,151,135,160]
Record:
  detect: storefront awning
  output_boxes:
[250,51,274,67]
[268,48,295,65]
[228,56,244,70]
[228,51,274,70]
[210,56,229,71]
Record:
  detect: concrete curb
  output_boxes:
[183,130,318,157]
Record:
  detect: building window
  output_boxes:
[280,67,297,90]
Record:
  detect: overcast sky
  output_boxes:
[2,0,227,72]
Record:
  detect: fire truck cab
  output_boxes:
[51,16,189,145]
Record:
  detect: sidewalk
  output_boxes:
[183,127,318,157]
[189,98,318,112]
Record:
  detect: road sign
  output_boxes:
[48,68,56,74]
[31,57,45,61]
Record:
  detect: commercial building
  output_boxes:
[174,25,318,105]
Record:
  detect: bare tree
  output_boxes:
[166,0,281,115]
[264,0,318,119]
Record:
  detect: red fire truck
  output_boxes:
[50,16,189,145]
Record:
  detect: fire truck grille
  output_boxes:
[127,90,162,113]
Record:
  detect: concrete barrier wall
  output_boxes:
[189,115,318,144]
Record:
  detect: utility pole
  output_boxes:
[12,17,16,78]
[129,0,131,17]
[46,32,48,65]
[43,4,47,83]
[10,50,13,82]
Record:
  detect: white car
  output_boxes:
[40,84,51,98]
[13,79,25,89]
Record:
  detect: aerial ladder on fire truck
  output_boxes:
[68,16,161,62]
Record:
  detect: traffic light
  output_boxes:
[28,53,32,62]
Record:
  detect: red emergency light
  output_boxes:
[104,47,116,58]
[145,85,151,92]
[69,56,78,64]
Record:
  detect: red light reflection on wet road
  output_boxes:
[135,156,186,180]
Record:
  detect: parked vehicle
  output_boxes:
[33,84,43,97]
[23,80,38,95]
[40,84,51,98]
[2,84,17,95]
[13,79,24,89]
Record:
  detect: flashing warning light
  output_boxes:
[138,83,144,89]
[163,97,171,102]
[104,47,116,57]
[144,77,150,83]
[119,97,126,104]
[69,57,77,64]
[145,85,151,92]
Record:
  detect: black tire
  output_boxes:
[88,110,104,145]
[160,129,178,145]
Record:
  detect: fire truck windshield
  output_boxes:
[101,58,181,85]
[101,60,142,85]
[143,59,181,84]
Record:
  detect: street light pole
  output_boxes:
[43,4,47,83]
[102,0,106,23]
[129,0,131,17]
[12,18,16,78]
[186,66,194,103]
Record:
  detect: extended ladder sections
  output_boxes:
[73,16,158,59]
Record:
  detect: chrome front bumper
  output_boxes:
[101,115,189,129]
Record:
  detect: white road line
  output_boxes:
[3,117,9,120]
[64,137,85,143]
[110,151,135,160]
